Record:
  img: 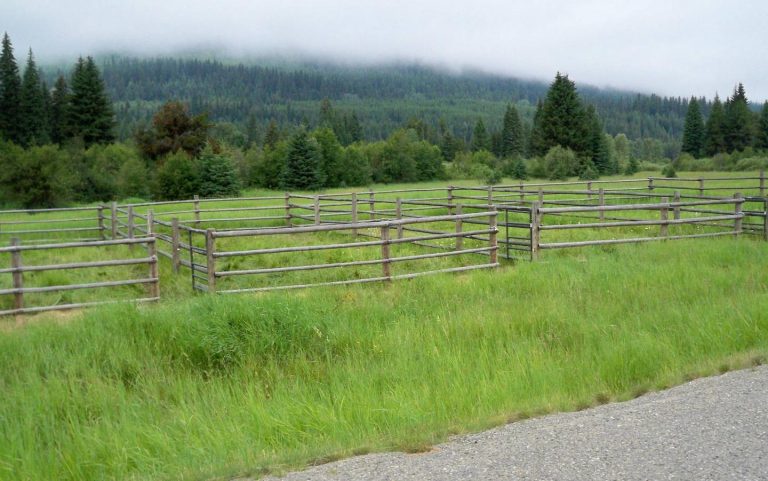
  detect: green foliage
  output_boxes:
[313,127,344,187]
[543,146,577,180]
[471,118,491,152]
[337,144,372,186]
[248,142,287,189]
[530,73,590,159]
[0,33,22,144]
[153,152,200,200]
[68,57,115,146]
[281,129,324,190]
[198,147,240,198]
[681,98,705,158]
[0,142,78,207]
[135,101,209,160]
[578,160,599,180]
[49,76,70,144]
[508,157,528,180]
[760,102,768,150]
[448,150,497,181]
[724,84,753,153]
[18,50,48,147]
[500,104,524,158]
[117,156,149,198]
[625,156,640,175]
[84,143,140,201]
[704,96,727,156]
[661,163,677,178]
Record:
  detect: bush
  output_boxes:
[0,143,79,208]
[153,152,200,200]
[117,157,150,199]
[544,146,577,180]
[661,163,677,178]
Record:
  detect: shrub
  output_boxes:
[544,146,577,180]
[199,149,240,198]
[153,152,200,200]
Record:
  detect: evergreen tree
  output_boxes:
[441,129,462,161]
[18,50,48,146]
[500,104,524,157]
[529,100,545,157]
[585,105,610,174]
[471,118,490,152]
[345,112,363,144]
[135,101,209,160]
[509,157,527,180]
[724,83,753,152]
[68,56,115,146]
[49,76,71,144]
[704,95,727,156]
[758,102,768,150]
[281,129,324,190]
[199,147,240,197]
[0,33,22,144]
[319,98,334,128]
[681,98,705,158]
[313,127,343,187]
[530,73,591,159]
[263,120,280,150]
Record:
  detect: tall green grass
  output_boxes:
[1,239,767,481]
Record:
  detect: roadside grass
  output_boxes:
[1,238,767,480]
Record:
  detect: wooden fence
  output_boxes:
[0,237,159,316]
[0,205,107,244]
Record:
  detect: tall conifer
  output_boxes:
[0,33,22,144]
[49,76,71,144]
[530,73,590,159]
[68,56,114,146]
[471,118,490,152]
[758,102,768,150]
[724,83,753,152]
[704,95,727,156]
[19,50,48,146]
[500,104,524,157]
[681,98,705,158]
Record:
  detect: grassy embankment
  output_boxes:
[1,237,767,480]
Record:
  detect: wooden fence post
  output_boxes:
[648,177,654,192]
[193,195,201,228]
[487,185,493,205]
[699,178,705,197]
[673,191,681,220]
[447,186,454,215]
[598,188,605,222]
[763,198,768,241]
[380,224,391,280]
[147,237,160,299]
[127,206,135,248]
[351,192,358,237]
[369,190,375,220]
[455,204,463,251]
[734,193,743,236]
[111,201,118,239]
[313,195,321,225]
[587,181,593,201]
[11,238,23,311]
[97,206,105,240]
[285,192,292,227]
[146,209,154,235]
[206,229,216,293]
[171,217,181,273]
[395,198,403,239]
[530,202,541,261]
[538,188,544,205]
[760,169,765,197]
[519,180,525,201]
[489,208,498,265]
[660,197,669,238]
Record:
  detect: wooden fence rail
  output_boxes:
[0,236,159,316]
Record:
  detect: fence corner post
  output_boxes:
[205,228,216,293]
[171,217,181,273]
[489,207,498,266]
[530,202,541,261]
[660,196,669,238]
[147,236,160,300]
[734,192,743,236]
[97,206,105,240]
[10,238,23,312]
[285,192,292,227]
[455,204,463,251]
[110,201,118,239]
[380,223,391,280]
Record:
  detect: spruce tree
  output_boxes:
[585,105,610,174]
[471,118,490,152]
[345,112,363,143]
[263,120,280,150]
[758,102,768,150]
[68,56,114,146]
[19,50,48,146]
[0,33,22,144]
[281,129,324,190]
[704,95,727,156]
[724,83,753,152]
[500,104,524,158]
[199,147,240,197]
[681,98,705,158]
[49,76,71,144]
[531,73,590,159]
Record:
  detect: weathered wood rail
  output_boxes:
[0,237,159,316]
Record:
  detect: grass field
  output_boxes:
[1,237,767,480]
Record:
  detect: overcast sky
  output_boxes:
[3,0,767,101]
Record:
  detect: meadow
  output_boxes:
[0,173,767,480]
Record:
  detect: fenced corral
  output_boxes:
[0,237,159,316]
[0,173,766,315]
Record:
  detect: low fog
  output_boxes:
[3,0,767,101]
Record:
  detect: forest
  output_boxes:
[1,32,767,207]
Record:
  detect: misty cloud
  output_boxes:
[3,0,767,101]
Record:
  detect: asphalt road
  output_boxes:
[261,365,768,481]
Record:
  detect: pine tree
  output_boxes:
[49,76,71,144]
[681,98,705,158]
[199,147,240,197]
[500,104,524,158]
[758,102,768,150]
[529,100,545,157]
[313,127,343,187]
[724,83,753,152]
[346,112,363,143]
[471,118,490,152]
[68,57,114,146]
[704,95,727,156]
[18,50,48,146]
[281,129,324,190]
[263,120,280,150]
[585,105,610,174]
[530,73,590,159]
[0,33,22,144]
